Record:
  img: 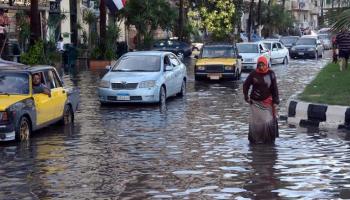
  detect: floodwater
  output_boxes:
[1,53,350,199]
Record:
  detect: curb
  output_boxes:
[286,95,350,130]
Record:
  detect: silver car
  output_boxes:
[98,51,187,104]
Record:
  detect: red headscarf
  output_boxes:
[256,56,269,74]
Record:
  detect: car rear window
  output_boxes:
[296,38,316,45]
[0,72,29,95]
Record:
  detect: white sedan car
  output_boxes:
[262,40,289,64]
[237,42,271,72]
[98,51,187,105]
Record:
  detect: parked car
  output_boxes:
[289,37,324,59]
[152,39,192,58]
[0,63,79,142]
[237,42,271,72]
[262,40,289,64]
[98,51,187,105]
[194,43,242,81]
[280,36,300,51]
[192,42,203,51]
[318,34,332,50]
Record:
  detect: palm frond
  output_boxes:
[331,9,350,32]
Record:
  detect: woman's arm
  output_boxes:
[243,72,253,102]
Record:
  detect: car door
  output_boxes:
[169,54,183,94]
[163,55,176,96]
[271,43,279,64]
[276,42,285,62]
[32,71,55,126]
[44,69,67,120]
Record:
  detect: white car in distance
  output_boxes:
[262,40,290,65]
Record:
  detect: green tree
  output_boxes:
[123,0,176,49]
[331,9,350,32]
[83,10,97,48]
[198,0,235,41]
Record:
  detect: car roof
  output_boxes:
[124,51,171,56]
[281,36,299,38]
[238,42,261,45]
[0,60,56,73]
[301,35,318,38]
[203,43,235,47]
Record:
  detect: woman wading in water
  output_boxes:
[243,56,279,144]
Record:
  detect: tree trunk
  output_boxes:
[257,0,262,29]
[320,0,324,27]
[266,0,272,37]
[30,0,40,45]
[282,0,286,11]
[178,0,184,40]
[332,0,334,8]
[248,0,255,41]
[99,0,106,56]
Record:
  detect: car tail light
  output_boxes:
[0,112,9,122]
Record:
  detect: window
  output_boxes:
[44,70,61,89]
[52,70,63,88]
[169,54,180,66]
[277,43,282,49]
[164,56,172,67]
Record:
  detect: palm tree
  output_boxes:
[83,10,97,48]
[331,9,350,32]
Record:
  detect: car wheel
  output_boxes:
[283,56,288,65]
[15,116,31,142]
[159,86,166,105]
[63,105,74,125]
[177,80,186,97]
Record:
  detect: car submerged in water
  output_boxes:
[98,51,187,105]
[0,62,79,142]
[194,43,242,81]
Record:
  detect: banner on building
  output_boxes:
[106,0,126,14]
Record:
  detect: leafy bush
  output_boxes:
[20,40,45,65]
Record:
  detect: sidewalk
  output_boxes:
[286,61,350,130]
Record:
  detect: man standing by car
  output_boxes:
[336,29,350,71]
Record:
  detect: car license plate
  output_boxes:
[117,93,130,101]
[298,52,304,55]
[208,73,221,80]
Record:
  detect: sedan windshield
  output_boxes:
[0,72,29,95]
[281,37,298,44]
[112,55,161,72]
[201,46,236,58]
[237,44,259,53]
[296,38,316,45]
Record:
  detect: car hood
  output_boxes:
[294,45,315,48]
[103,72,161,82]
[196,58,237,66]
[238,53,260,59]
[0,95,29,111]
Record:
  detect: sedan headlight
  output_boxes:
[139,80,156,88]
[307,48,315,51]
[99,80,110,88]
[197,66,205,70]
[224,66,233,70]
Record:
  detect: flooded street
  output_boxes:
[2,53,350,199]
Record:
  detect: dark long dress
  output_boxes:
[243,70,279,144]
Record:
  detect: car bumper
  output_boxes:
[0,124,15,141]
[242,63,256,72]
[290,51,315,58]
[98,86,160,103]
[195,72,235,80]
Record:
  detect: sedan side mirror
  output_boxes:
[165,65,173,71]
[105,65,111,70]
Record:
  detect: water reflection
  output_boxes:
[2,54,350,199]
[244,144,283,199]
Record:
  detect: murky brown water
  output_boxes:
[1,53,350,199]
